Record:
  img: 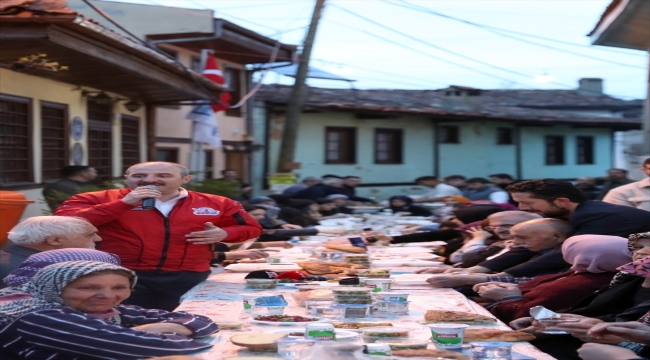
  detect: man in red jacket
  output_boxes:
[55,161,262,311]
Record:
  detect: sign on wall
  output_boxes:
[71,116,83,141]
[72,142,83,165]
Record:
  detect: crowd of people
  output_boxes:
[0,159,649,359]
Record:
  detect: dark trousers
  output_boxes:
[124,270,211,311]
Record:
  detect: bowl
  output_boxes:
[246,279,279,290]
[376,339,430,351]
[230,333,288,353]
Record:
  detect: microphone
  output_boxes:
[139,185,159,210]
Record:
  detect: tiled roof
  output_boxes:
[0,0,76,16]
[588,0,622,36]
[256,84,642,128]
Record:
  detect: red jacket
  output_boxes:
[54,189,262,272]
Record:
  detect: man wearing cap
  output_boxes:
[42,165,98,211]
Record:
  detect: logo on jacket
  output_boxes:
[192,207,220,215]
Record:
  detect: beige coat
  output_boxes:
[603,178,650,211]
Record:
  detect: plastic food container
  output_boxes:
[253,305,286,316]
[332,288,372,296]
[360,326,411,343]
[357,270,391,279]
[305,323,337,341]
[373,293,409,302]
[372,300,410,315]
[427,323,468,349]
[246,279,279,290]
[311,306,344,319]
[305,300,334,311]
[334,294,374,304]
[376,339,430,351]
[320,252,345,262]
[331,304,372,318]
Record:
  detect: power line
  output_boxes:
[328,3,634,98]
[385,0,645,68]
[387,0,646,58]
[322,14,533,88]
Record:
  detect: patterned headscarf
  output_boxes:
[628,232,650,252]
[617,257,650,278]
[562,235,632,273]
[3,249,120,287]
[0,261,136,327]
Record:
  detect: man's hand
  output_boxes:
[475,283,522,300]
[588,322,650,344]
[122,187,162,206]
[577,343,638,360]
[280,224,303,230]
[225,250,269,260]
[466,226,491,240]
[414,266,451,274]
[186,222,228,245]
[426,275,489,288]
[510,317,533,330]
[132,323,192,336]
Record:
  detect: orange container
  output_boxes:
[0,191,34,247]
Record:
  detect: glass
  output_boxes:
[276,338,315,360]
[536,317,581,334]
[470,342,513,360]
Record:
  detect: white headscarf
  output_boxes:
[0,260,136,327]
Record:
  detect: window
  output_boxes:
[41,102,68,181]
[374,129,403,164]
[121,115,141,173]
[224,67,242,117]
[156,148,179,163]
[438,125,459,143]
[496,127,514,145]
[325,127,356,164]
[545,136,565,165]
[87,98,113,181]
[577,136,594,164]
[0,95,32,184]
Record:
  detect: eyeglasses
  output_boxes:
[483,224,516,232]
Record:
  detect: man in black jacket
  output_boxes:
[507,179,650,237]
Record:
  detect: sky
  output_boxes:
[103,0,648,100]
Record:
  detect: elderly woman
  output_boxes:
[0,260,217,359]
[1,248,120,302]
[508,232,650,360]
[475,235,632,324]
[385,195,432,217]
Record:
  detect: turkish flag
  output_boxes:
[202,53,231,112]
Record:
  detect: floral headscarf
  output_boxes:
[617,257,650,279]
[0,261,136,327]
[3,248,120,287]
[628,232,650,252]
[610,232,650,287]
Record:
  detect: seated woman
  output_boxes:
[509,232,650,360]
[325,194,353,214]
[244,205,345,242]
[475,235,632,324]
[0,260,218,359]
[384,195,432,217]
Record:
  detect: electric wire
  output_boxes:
[385,0,645,68]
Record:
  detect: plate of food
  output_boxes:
[271,329,359,340]
[250,315,329,326]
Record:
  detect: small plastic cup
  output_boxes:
[470,342,513,360]
[427,323,468,349]
[364,279,393,292]
[240,293,272,313]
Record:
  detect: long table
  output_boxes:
[178,260,556,359]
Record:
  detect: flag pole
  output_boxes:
[189,49,210,181]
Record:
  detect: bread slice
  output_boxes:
[424,310,496,324]
[463,328,536,342]
[230,333,287,348]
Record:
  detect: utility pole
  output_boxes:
[276,0,326,172]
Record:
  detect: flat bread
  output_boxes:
[392,349,470,360]
[464,328,536,342]
[424,310,496,325]
[323,244,367,253]
[298,261,367,275]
